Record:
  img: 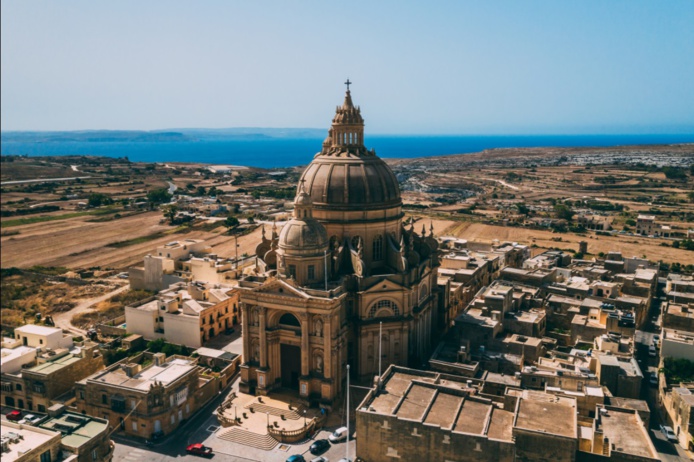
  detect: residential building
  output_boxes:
[1,330,104,413]
[1,421,61,462]
[38,404,114,462]
[74,352,218,439]
[125,281,237,348]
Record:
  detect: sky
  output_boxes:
[2,1,694,134]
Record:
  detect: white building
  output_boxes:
[125,282,237,348]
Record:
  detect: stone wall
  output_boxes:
[356,411,515,462]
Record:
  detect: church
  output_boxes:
[237,84,440,407]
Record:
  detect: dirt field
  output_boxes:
[437,221,694,265]
[0,210,267,270]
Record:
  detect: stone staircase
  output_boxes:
[217,427,278,451]
[245,402,307,420]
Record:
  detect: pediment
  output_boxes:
[363,277,407,294]
[253,278,310,299]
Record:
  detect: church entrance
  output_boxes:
[280,344,301,389]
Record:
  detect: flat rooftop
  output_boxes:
[514,391,576,438]
[1,422,60,461]
[598,408,657,459]
[40,412,108,449]
[90,358,196,391]
[27,354,81,375]
[453,398,491,435]
[15,324,63,336]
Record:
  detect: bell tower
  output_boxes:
[321,79,368,156]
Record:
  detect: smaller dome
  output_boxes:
[278,218,329,254]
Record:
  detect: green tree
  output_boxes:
[515,203,530,216]
[163,205,178,224]
[146,188,172,205]
[662,166,686,180]
[224,215,240,233]
[146,338,166,353]
[553,204,574,221]
[87,192,113,207]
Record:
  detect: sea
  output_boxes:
[2,134,693,168]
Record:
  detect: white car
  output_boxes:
[648,345,657,357]
[18,414,43,426]
[660,425,678,443]
[311,457,329,462]
[328,427,348,443]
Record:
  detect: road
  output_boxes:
[0,176,93,185]
[634,299,692,462]
[480,177,520,191]
[53,283,129,335]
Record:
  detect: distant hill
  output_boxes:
[0,128,325,143]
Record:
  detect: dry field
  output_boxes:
[0,211,266,270]
[436,221,694,265]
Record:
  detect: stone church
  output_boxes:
[238,85,440,407]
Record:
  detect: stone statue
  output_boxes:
[314,318,323,337]
[315,355,323,372]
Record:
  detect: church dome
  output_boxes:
[299,86,401,211]
[278,219,329,253]
[300,155,400,208]
[278,181,329,255]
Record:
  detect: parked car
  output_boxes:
[6,410,22,422]
[649,373,658,387]
[186,443,213,457]
[311,457,329,462]
[660,425,678,443]
[18,414,43,426]
[329,426,348,443]
[648,345,657,357]
[652,335,660,348]
[225,327,235,335]
[286,456,306,462]
[310,439,330,455]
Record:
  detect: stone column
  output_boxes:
[259,307,267,369]
[300,313,309,376]
[323,315,331,379]
[241,304,250,363]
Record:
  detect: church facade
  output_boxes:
[238,86,440,407]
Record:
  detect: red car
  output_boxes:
[6,410,22,421]
[186,443,213,457]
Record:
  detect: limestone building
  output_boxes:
[74,352,218,439]
[1,327,104,413]
[238,86,440,406]
[125,281,238,348]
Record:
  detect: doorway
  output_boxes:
[280,344,301,389]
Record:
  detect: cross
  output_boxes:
[344,78,352,91]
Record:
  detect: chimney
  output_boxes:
[153,353,166,366]
[122,363,142,377]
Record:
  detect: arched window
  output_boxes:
[279,313,301,327]
[372,234,383,261]
[368,300,400,318]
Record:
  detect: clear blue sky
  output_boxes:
[2,1,693,134]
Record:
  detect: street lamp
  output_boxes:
[303,409,307,427]
[266,412,270,429]
[234,405,237,422]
